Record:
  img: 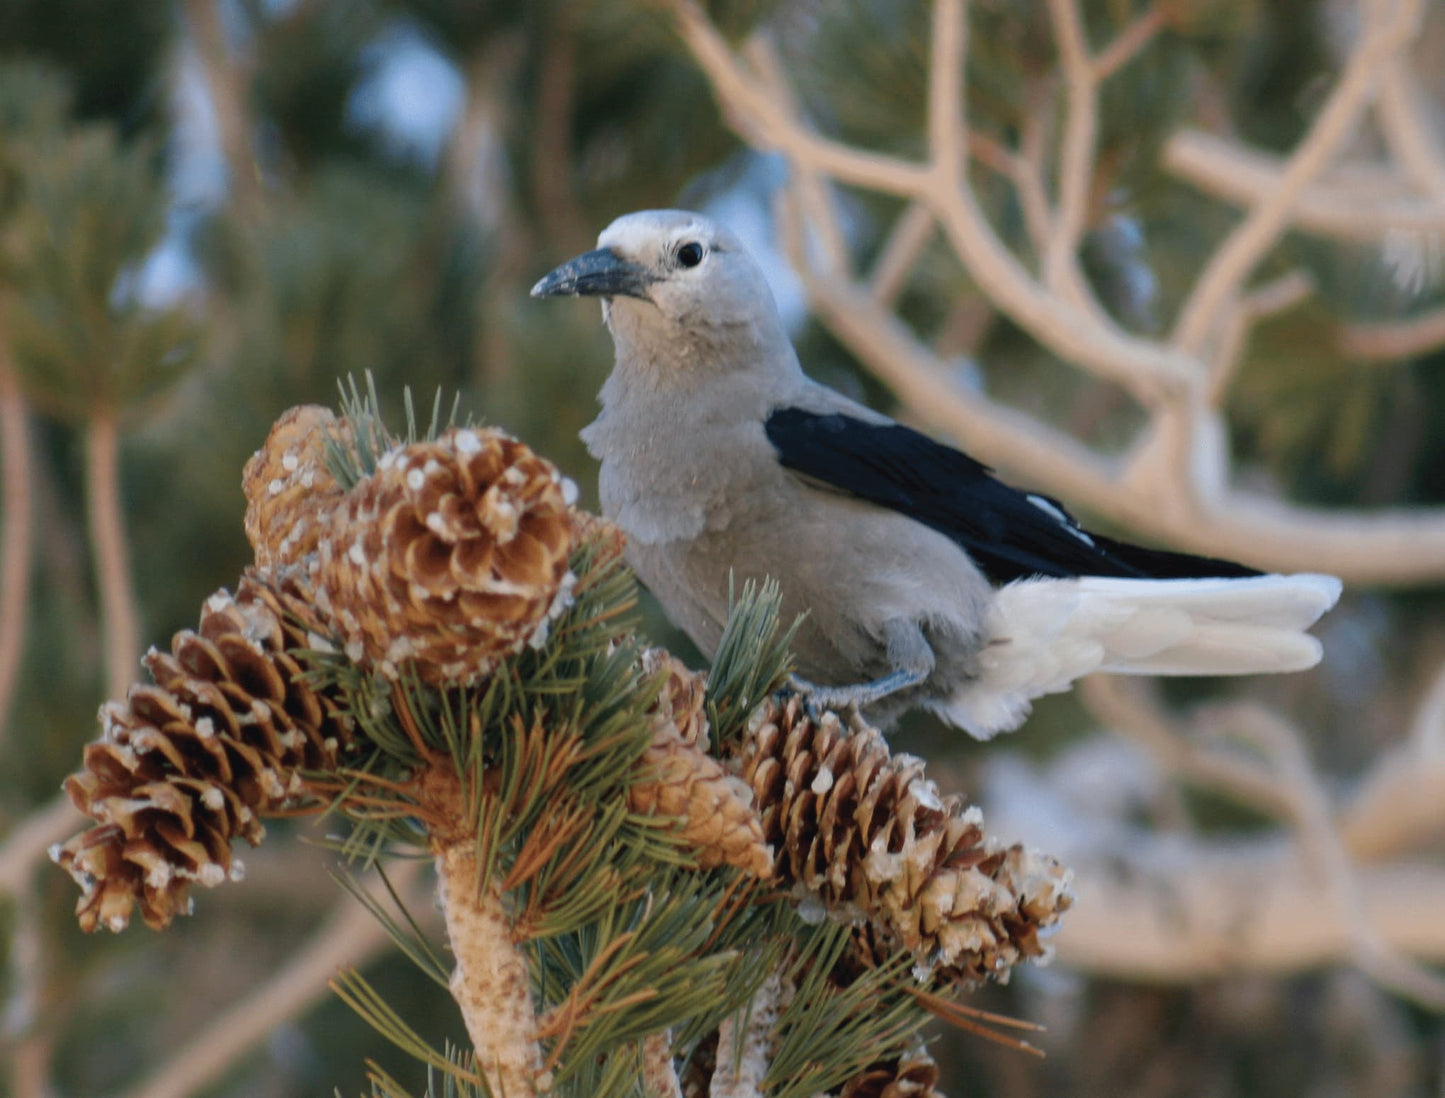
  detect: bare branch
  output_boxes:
[927,0,966,187]
[181,0,263,216]
[742,37,850,277]
[0,795,84,896]
[1164,128,1445,242]
[779,230,1445,581]
[679,0,1202,404]
[1336,306,1445,361]
[1043,0,1097,298]
[867,203,937,307]
[1077,677,1296,822]
[1206,269,1316,406]
[1065,670,1445,1009]
[1214,702,1445,1011]
[530,19,591,256]
[0,356,32,747]
[4,892,53,1098]
[86,411,139,699]
[1091,3,1166,82]
[1338,665,1445,861]
[966,129,1052,258]
[672,0,931,198]
[121,864,424,1098]
[1053,844,1445,981]
[1172,0,1426,356]
[1375,58,1445,204]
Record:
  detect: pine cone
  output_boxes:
[630,653,770,876]
[53,572,354,932]
[839,1044,943,1098]
[313,427,576,684]
[242,404,347,569]
[629,728,772,879]
[641,648,710,751]
[739,697,1072,985]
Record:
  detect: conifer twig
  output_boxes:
[0,356,32,743]
[424,768,545,1097]
[640,1031,683,1098]
[710,971,787,1098]
[85,409,139,699]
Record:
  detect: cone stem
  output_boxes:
[435,838,545,1096]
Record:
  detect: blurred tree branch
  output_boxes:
[0,348,32,745]
[121,863,426,1098]
[181,0,263,216]
[673,0,1445,584]
[1020,672,1445,1011]
[0,796,84,896]
[84,410,139,699]
[671,0,1445,1020]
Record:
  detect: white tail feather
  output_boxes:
[938,573,1342,740]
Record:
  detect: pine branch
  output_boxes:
[54,396,1071,1095]
[432,810,545,1097]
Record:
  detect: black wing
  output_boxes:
[764,407,1260,585]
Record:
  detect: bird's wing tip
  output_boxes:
[1284,572,1344,615]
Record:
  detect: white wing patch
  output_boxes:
[937,573,1342,740]
[1025,493,1095,546]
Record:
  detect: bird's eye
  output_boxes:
[676,241,705,268]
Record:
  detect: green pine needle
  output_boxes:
[332,968,476,1083]
[705,576,799,751]
[764,923,930,1098]
[333,867,450,989]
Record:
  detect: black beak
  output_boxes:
[530,248,653,300]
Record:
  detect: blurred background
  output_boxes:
[0,0,1443,1094]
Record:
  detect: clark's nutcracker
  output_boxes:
[532,209,1341,738]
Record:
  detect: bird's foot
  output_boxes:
[786,667,927,720]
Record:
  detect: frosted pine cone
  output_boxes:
[628,651,770,876]
[242,404,348,569]
[629,732,772,879]
[839,1044,943,1098]
[314,427,575,684]
[739,697,1072,985]
[641,648,710,751]
[53,572,354,932]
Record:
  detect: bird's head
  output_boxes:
[530,209,789,366]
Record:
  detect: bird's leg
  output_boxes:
[789,620,934,713]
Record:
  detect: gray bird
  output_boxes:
[532,209,1341,738]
